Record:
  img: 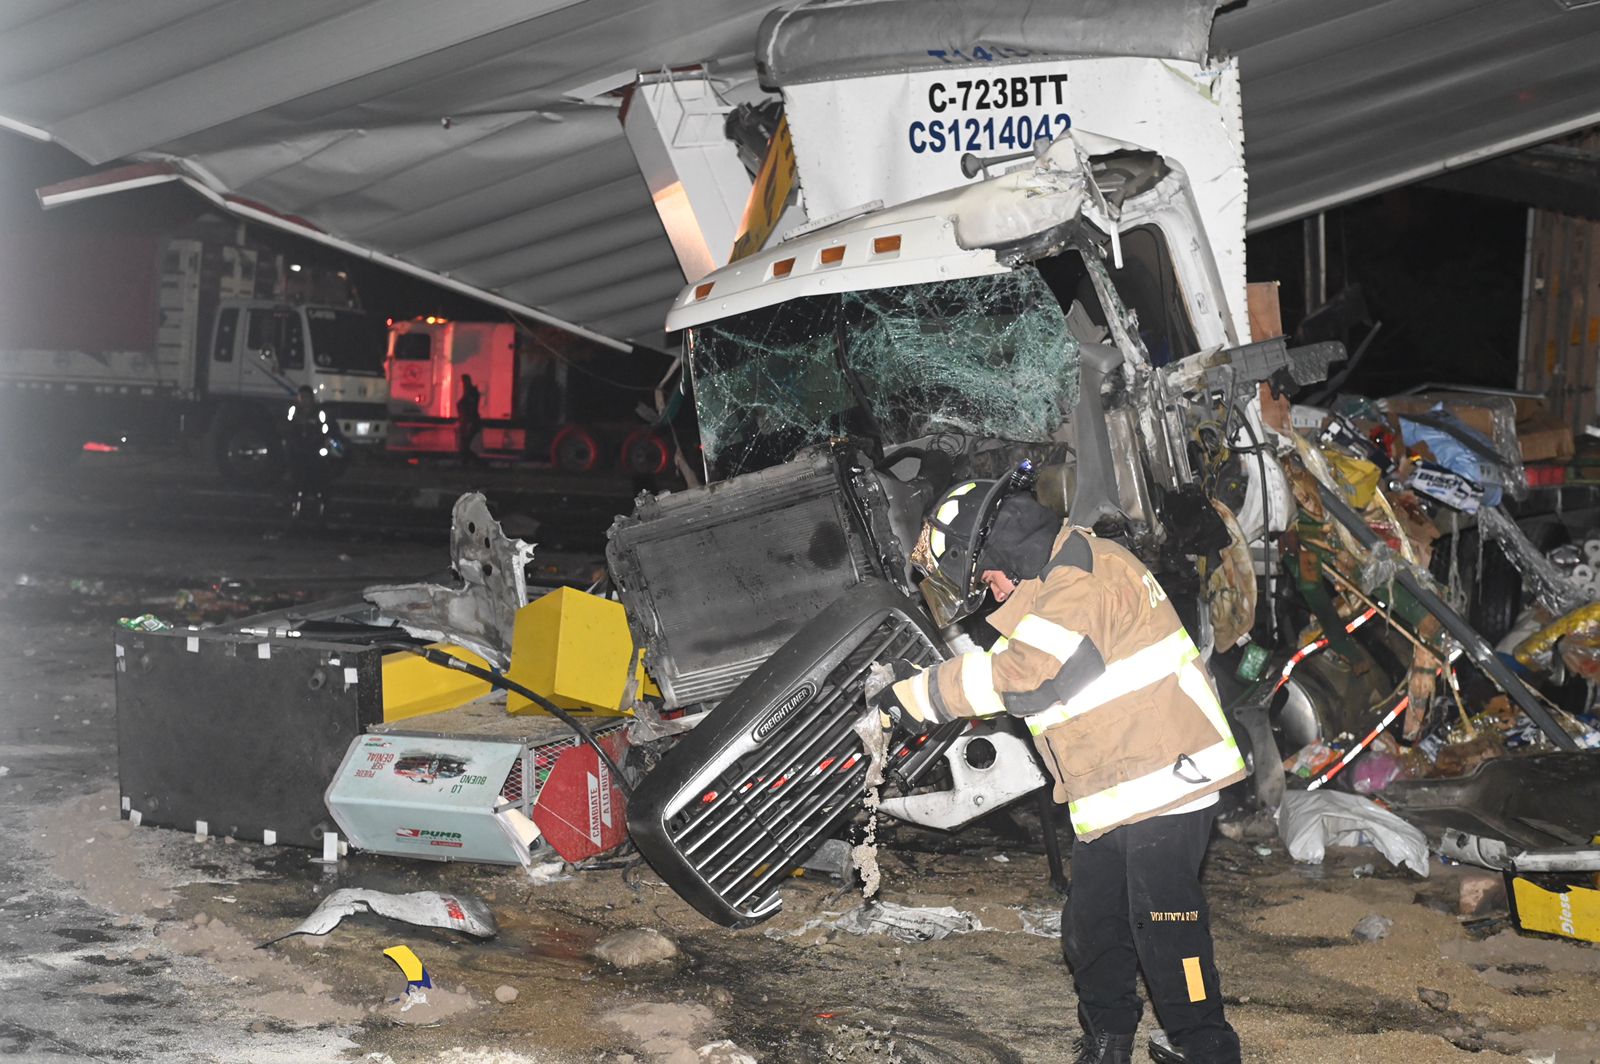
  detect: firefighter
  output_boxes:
[873,473,1245,1064]
[458,373,482,464]
[285,385,337,524]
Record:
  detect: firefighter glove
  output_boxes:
[866,659,930,736]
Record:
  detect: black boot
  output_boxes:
[1148,1032,1186,1062]
[1073,1030,1135,1064]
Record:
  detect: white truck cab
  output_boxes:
[207,300,388,442]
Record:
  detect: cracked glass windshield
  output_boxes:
[688,265,1078,479]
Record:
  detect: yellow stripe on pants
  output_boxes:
[1182,956,1205,1002]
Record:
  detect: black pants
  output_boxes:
[1062,807,1240,1063]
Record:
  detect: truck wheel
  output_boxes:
[212,414,284,486]
[620,429,670,477]
[551,424,601,473]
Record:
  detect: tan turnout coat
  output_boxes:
[894,525,1246,840]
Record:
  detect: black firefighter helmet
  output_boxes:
[911,461,1057,627]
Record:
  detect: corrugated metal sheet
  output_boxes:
[1522,190,1600,432]
[3,0,1600,345]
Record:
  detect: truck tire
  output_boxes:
[550,424,601,473]
[619,429,670,477]
[212,411,285,487]
[1430,523,1567,646]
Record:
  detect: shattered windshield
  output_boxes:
[689,266,1078,478]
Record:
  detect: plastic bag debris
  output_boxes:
[117,613,172,632]
[1478,506,1588,617]
[1351,913,1393,942]
[830,901,986,942]
[1276,790,1430,877]
[262,888,497,946]
[1019,907,1062,938]
[383,943,432,991]
[1350,748,1408,795]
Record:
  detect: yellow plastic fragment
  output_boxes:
[1514,601,1600,667]
[383,944,431,987]
[381,643,492,721]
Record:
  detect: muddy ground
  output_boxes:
[3,450,1599,1063]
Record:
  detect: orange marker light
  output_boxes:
[771,257,795,278]
[819,246,845,265]
[872,234,902,255]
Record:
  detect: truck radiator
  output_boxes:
[607,454,892,709]
[628,581,958,927]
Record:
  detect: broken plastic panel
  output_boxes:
[689,266,1079,479]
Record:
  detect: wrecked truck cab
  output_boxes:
[610,134,1291,714]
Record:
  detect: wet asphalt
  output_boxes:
[0,446,638,1061]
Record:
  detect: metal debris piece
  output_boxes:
[365,492,535,668]
[830,901,985,943]
[261,888,497,946]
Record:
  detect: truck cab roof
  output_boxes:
[666,134,1101,332]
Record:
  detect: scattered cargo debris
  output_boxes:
[326,734,541,866]
[1277,791,1431,876]
[830,901,986,943]
[263,889,497,946]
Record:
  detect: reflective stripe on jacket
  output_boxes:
[893,525,1246,841]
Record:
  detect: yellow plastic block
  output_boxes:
[381,643,492,722]
[1508,875,1600,944]
[505,588,655,716]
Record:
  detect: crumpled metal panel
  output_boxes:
[365,492,534,668]
[757,0,1220,87]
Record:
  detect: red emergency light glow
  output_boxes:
[81,441,119,453]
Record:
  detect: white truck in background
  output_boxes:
[0,232,388,483]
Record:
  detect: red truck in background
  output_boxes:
[384,318,679,477]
